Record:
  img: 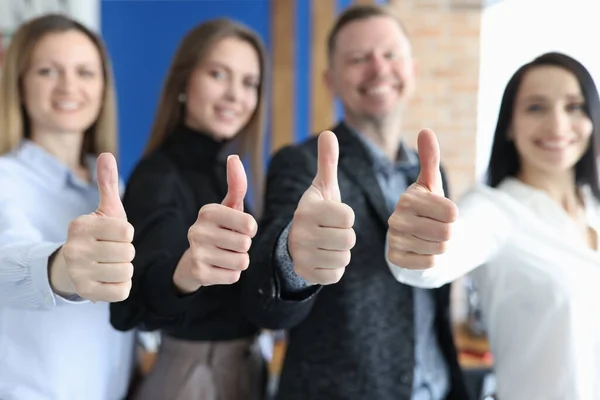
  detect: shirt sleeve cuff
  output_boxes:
[385,231,450,289]
[55,293,88,304]
[8,242,64,309]
[273,222,314,293]
[37,245,90,305]
[142,256,197,319]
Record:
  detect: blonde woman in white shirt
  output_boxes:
[0,14,135,399]
[386,52,600,400]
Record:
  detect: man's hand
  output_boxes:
[288,131,356,285]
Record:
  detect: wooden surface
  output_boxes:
[453,322,493,369]
[310,0,336,133]
[270,0,296,153]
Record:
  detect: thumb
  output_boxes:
[95,152,126,219]
[416,129,444,195]
[312,130,341,201]
[221,155,247,211]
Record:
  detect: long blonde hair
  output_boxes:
[0,14,118,160]
[144,18,267,214]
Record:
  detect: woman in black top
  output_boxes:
[110,18,267,400]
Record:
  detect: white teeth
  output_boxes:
[538,141,569,150]
[366,85,392,95]
[54,101,78,111]
[218,109,235,118]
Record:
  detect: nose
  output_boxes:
[367,52,390,77]
[224,79,243,102]
[56,70,76,93]
[546,107,570,135]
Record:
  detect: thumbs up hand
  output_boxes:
[172,155,258,294]
[288,131,356,285]
[50,153,135,302]
[387,129,459,270]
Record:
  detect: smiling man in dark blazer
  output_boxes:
[243,4,469,400]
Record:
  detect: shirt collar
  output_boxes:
[163,124,231,170]
[16,139,97,189]
[347,126,419,170]
[500,177,600,233]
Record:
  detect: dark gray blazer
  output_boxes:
[242,122,469,400]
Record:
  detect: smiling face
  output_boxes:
[183,36,261,141]
[21,30,104,138]
[511,65,593,179]
[325,15,416,124]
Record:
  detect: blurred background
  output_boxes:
[1,0,597,397]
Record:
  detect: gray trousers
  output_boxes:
[134,334,266,400]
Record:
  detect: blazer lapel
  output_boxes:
[333,122,391,226]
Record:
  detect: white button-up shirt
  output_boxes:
[387,177,600,400]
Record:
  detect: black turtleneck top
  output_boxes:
[109,125,259,341]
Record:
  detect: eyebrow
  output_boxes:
[520,93,585,102]
[343,45,398,55]
[205,60,260,78]
[30,59,99,68]
[205,60,230,71]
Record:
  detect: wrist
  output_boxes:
[48,247,76,297]
[172,249,202,294]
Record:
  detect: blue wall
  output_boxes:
[294,0,311,148]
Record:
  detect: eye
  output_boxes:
[37,67,57,77]
[349,55,367,64]
[526,103,544,112]
[244,79,259,89]
[567,102,585,112]
[210,70,226,80]
[78,69,96,78]
[385,50,399,60]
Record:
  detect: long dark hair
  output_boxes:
[486,52,600,200]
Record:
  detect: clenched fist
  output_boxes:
[288,131,356,285]
[387,129,458,270]
[173,155,258,294]
[51,153,135,302]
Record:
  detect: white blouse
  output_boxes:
[386,178,600,400]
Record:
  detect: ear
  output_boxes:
[323,68,334,95]
[411,58,419,80]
